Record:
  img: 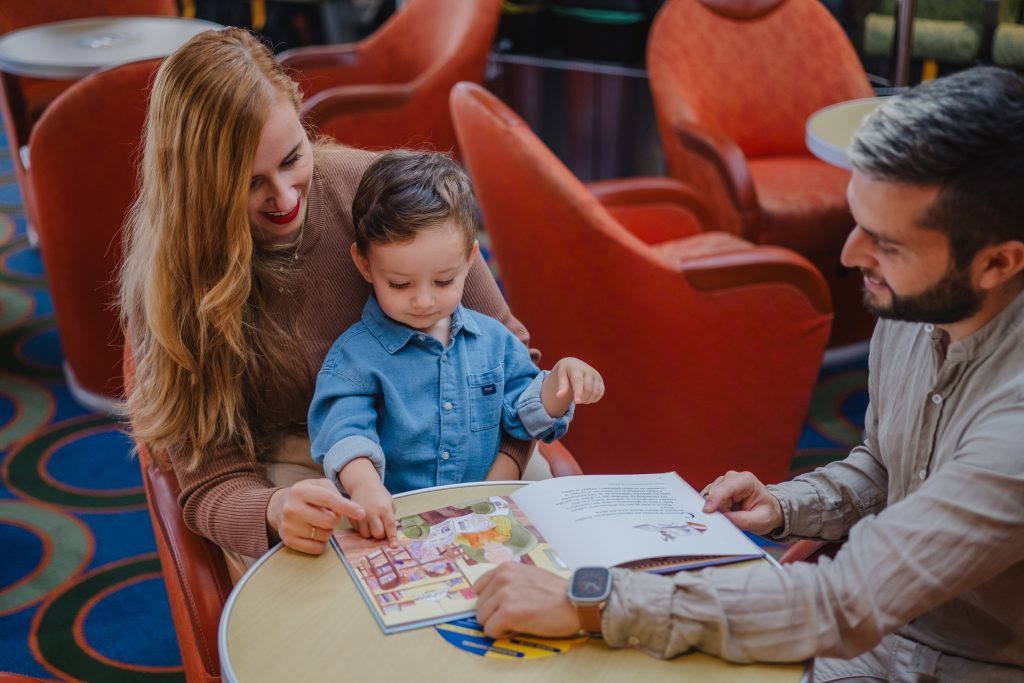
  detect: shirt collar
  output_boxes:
[360,294,480,354]
[941,286,1024,363]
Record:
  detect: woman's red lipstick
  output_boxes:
[264,199,300,225]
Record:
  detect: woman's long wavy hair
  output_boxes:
[120,28,307,471]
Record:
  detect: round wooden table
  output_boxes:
[219,481,807,682]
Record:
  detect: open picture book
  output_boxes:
[331,472,765,634]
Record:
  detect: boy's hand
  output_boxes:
[339,457,398,547]
[551,357,605,404]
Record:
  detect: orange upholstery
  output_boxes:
[0,0,177,229]
[450,82,832,488]
[647,0,876,347]
[124,343,232,683]
[779,539,843,564]
[26,59,162,406]
[278,0,500,154]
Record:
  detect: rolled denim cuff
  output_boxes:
[322,435,385,484]
[516,371,575,442]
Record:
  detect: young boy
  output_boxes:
[308,151,604,545]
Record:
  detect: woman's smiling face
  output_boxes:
[247,97,314,244]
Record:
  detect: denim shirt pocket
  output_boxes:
[467,365,505,432]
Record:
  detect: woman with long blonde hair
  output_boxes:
[120,28,533,571]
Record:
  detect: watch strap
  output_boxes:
[576,601,605,636]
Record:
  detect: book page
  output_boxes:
[332,495,571,633]
[510,472,763,569]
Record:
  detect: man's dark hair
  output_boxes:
[352,150,479,255]
[849,67,1024,268]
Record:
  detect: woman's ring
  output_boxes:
[308,525,318,541]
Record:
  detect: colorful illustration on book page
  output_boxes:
[335,496,569,630]
[435,617,588,660]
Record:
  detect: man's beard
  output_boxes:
[864,265,984,325]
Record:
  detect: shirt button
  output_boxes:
[443,401,453,411]
[924,324,935,333]
[627,636,640,646]
[441,451,450,460]
[931,394,942,404]
[919,469,927,480]
[418,334,426,341]
[441,354,447,362]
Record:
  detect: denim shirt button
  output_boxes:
[418,334,426,341]
[441,451,450,460]
[443,401,453,411]
[441,354,447,362]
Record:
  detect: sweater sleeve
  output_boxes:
[168,440,282,559]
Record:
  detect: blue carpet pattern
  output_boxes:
[0,130,867,681]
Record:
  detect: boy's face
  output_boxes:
[352,222,478,337]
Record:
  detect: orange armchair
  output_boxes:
[451,82,832,489]
[647,0,876,347]
[279,0,501,154]
[124,345,233,683]
[26,58,162,410]
[0,0,176,233]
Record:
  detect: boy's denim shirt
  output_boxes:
[309,295,573,493]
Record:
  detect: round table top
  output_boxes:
[805,97,885,170]
[219,481,806,683]
[0,16,222,79]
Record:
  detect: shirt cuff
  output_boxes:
[322,435,385,484]
[602,568,682,657]
[515,371,575,442]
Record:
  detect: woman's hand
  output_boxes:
[266,478,365,555]
[484,452,521,481]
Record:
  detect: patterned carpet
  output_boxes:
[0,130,867,682]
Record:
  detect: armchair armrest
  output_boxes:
[278,43,363,72]
[142,454,233,680]
[672,120,761,241]
[680,244,832,315]
[586,176,717,230]
[779,539,843,564]
[537,440,584,477]
[300,83,416,126]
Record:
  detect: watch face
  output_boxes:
[570,566,611,602]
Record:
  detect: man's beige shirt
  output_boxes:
[603,290,1024,670]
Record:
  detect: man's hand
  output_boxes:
[474,563,580,639]
[339,457,398,546]
[701,470,784,535]
[266,478,365,555]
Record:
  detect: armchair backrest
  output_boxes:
[0,0,177,229]
[648,0,872,159]
[27,58,161,404]
[450,82,831,486]
[281,0,501,153]
[0,0,177,34]
[124,343,232,683]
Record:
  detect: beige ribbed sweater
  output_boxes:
[168,145,534,558]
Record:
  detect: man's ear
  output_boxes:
[350,243,373,283]
[975,241,1024,291]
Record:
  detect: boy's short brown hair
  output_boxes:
[352,150,480,255]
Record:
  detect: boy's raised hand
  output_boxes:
[551,357,605,404]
